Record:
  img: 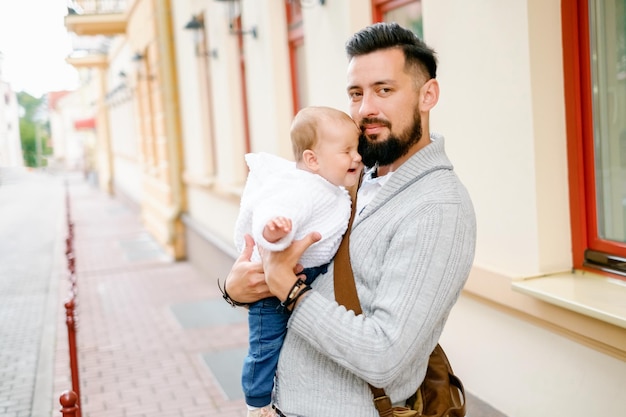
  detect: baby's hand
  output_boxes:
[263,216,292,243]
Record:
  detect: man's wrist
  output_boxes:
[278,278,311,313]
[287,284,311,311]
[217,277,251,308]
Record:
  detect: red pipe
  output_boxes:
[64,299,81,417]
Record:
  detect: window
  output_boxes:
[286,0,307,114]
[192,14,217,176]
[231,14,252,154]
[562,0,626,279]
[372,0,423,40]
[134,48,158,172]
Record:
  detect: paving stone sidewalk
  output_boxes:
[51,175,249,417]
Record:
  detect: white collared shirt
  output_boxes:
[356,166,394,218]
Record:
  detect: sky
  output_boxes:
[0,0,79,98]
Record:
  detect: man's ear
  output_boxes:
[302,149,319,171]
[420,78,440,112]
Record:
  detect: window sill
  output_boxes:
[511,271,626,329]
[183,172,243,201]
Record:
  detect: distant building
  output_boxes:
[0,52,23,167]
[48,90,91,172]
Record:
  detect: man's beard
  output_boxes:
[358,110,422,168]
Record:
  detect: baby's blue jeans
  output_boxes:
[241,263,328,407]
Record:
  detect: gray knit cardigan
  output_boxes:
[274,134,477,416]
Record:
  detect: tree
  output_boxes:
[17,92,51,167]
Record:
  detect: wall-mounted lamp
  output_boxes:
[229,23,257,39]
[214,0,258,39]
[184,14,217,58]
[184,15,204,30]
[131,52,153,80]
[131,52,144,73]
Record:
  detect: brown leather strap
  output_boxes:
[333,182,362,315]
[333,176,391,416]
[373,391,395,417]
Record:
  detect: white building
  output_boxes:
[0,53,23,167]
[49,89,96,174]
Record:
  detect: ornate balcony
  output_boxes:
[64,0,129,36]
[65,33,111,68]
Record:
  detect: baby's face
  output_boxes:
[313,119,362,187]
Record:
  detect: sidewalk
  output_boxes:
[52,175,249,417]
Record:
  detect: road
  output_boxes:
[0,167,65,417]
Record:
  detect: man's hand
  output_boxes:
[262,232,321,301]
[224,234,272,304]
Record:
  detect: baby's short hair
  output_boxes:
[290,106,355,161]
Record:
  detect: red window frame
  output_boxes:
[286,1,304,115]
[561,0,626,280]
[371,0,418,22]
[232,15,252,154]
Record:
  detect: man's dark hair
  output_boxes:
[345,22,437,80]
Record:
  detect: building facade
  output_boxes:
[0,55,23,167]
[62,1,626,416]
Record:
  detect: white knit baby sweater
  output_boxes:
[234,152,351,268]
[273,134,477,416]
